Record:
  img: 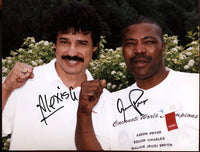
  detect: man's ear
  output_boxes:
[162,42,166,56]
[92,46,98,52]
[53,43,56,49]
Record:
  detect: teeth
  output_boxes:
[68,60,78,64]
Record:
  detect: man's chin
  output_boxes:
[132,72,151,80]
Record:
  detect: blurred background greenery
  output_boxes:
[2,0,199,58]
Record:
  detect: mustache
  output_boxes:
[62,55,84,62]
[130,55,152,63]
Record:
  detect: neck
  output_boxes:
[63,73,87,89]
[136,68,169,90]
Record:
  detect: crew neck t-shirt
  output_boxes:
[107,69,199,151]
[2,58,110,150]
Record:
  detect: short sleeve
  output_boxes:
[2,89,19,137]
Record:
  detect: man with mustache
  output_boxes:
[2,1,110,150]
[75,16,199,151]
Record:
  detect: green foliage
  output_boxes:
[1,28,199,150]
[2,37,55,78]
[88,36,134,92]
[3,0,199,57]
[164,27,199,73]
[88,46,133,92]
[2,0,71,57]
[2,134,11,151]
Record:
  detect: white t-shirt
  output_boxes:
[107,69,199,151]
[2,58,110,150]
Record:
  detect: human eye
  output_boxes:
[146,41,153,43]
[143,38,157,45]
[57,38,69,45]
[60,40,68,44]
[124,41,136,46]
[79,41,88,46]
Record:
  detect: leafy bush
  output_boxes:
[1,29,199,150]
[2,37,55,78]
[88,36,134,92]
[2,134,11,151]
[164,27,199,73]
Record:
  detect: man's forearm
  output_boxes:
[75,112,103,150]
[2,82,13,110]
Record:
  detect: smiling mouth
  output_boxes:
[62,55,84,62]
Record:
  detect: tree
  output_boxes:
[2,0,199,57]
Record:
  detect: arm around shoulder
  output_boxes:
[2,62,34,111]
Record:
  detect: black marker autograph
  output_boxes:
[36,86,78,125]
[117,89,148,122]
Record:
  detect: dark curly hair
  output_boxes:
[48,0,102,48]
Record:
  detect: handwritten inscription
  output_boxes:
[36,86,78,125]
[117,89,148,122]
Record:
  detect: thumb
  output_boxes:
[100,79,106,88]
[29,73,34,79]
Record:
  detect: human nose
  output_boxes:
[68,43,78,56]
[134,43,146,54]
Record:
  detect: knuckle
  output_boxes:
[15,62,20,65]
[81,81,87,87]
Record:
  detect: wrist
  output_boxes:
[2,81,14,93]
[77,108,92,117]
[77,104,93,115]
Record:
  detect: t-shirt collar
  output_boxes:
[134,68,173,91]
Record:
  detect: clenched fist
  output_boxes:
[78,79,106,114]
[3,62,34,92]
[2,62,34,110]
